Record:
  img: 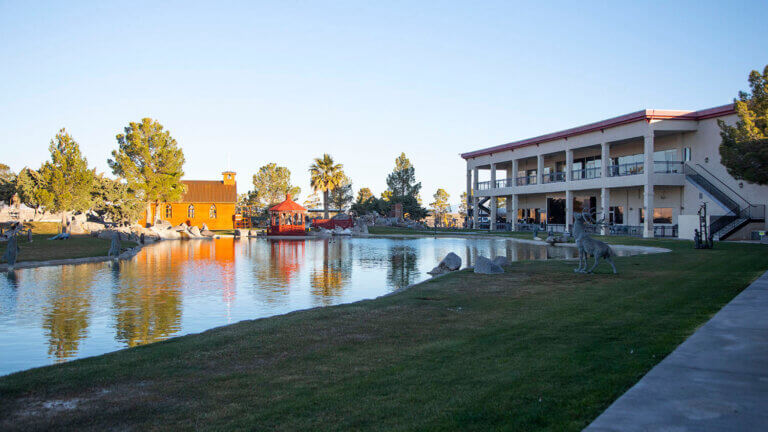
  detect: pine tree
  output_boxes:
[719,65,768,184]
[430,188,451,227]
[385,153,427,220]
[329,175,354,211]
[108,118,185,225]
[37,129,95,231]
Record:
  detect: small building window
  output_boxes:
[165,204,172,219]
[209,204,217,219]
[188,205,195,218]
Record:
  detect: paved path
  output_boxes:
[585,270,768,432]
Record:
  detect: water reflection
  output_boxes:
[0,236,641,375]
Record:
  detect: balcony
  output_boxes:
[542,171,566,184]
[571,167,601,181]
[495,178,515,188]
[477,180,492,190]
[654,161,683,174]
[608,162,644,177]
[516,175,537,186]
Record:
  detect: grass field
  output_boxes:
[0,234,123,263]
[1,238,766,431]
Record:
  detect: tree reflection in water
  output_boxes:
[42,265,96,362]
[310,240,352,304]
[387,245,418,290]
[112,242,185,348]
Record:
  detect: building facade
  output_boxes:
[462,104,768,240]
[140,171,238,230]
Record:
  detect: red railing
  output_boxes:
[311,219,354,230]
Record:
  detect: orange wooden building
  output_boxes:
[140,171,238,230]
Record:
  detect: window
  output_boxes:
[165,204,172,219]
[640,208,674,224]
[683,147,691,161]
[609,206,624,224]
[209,204,217,219]
[188,205,195,218]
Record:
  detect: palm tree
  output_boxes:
[309,154,344,219]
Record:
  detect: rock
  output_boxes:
[201,223,209,231]
[188,226,202,238]
[173,223,188,232]
[427,252,462,276]
[201,229,215,237]
[545,235,566,245]
[492,256,508,267]
[156,219,172,230]
[474,255,504,274]
[72,213,87,224]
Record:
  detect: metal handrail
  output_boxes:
[516,175,537,186]
[477,180,492,190]
[694,163,751,206]
[495,178,515,188]
[683,164,739,213]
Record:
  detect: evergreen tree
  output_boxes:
[329,175,354,211]
[309,154,344,219]
[430,188,451,227]
[251,163,301,209]
[15,168,44,215]
[384,153,427,220]
[37,129,95,230]
[108,118,185,225]
[719,65,768,184]
[0,163,15,204]
[91,175,143,224]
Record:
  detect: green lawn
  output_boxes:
[0,234,126,264]
[1,238,766,431]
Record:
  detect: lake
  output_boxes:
[0,236,641,376]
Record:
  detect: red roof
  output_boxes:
[461,103,735,159]
[181,180,237,203]
[269,194,307,212]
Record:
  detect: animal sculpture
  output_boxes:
[572,210,617,274]
[107,233,121,259]
[3,235,19,270]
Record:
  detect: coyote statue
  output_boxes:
[573,210,617,274]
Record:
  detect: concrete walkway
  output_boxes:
[585,270,768,432]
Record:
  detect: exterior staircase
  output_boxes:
[684,163,765,240]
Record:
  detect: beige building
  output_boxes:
[462,104,768,240]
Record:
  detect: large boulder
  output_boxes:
[427,252,462,275]
[156,219,172,230]
[188,226,202,238]
[173,223,189,232]
[201,229,216,237]
[474,255,504,274]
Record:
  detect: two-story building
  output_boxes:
[462,104,768,240]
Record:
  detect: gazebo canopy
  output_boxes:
[269,194,306,213]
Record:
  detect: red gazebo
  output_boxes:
[267,194,307,236]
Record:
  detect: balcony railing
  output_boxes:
[654,161,683,174]
[571,167,601,180]
[477,180,492,190]
[542,171,566,183]
[516,175,537,186]
[608,162,644,177]
[495,178,515,188]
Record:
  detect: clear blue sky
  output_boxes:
[1,1,766,207]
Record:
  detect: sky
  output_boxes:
[1,0,767,208]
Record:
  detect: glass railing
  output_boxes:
[654,161,683,173]
[516,175,537,186]
[608,162,644,177]
[542,172,566,183]
[495,178,516,188]
[571,167,601,180]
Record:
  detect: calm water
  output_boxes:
[0,236,637,376]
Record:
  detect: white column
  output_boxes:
[490,197,497,231]
[601,142,609,178]
[566,189,573,233]
[601,187,610,235]
[512,159,519,186]
[566,149,574,182]
[537,155,544,184]
[466,168,472,225]
[510,194,519,231]
[643,132,654,238]
[490,163,497,190]
[472,167,479,229]
[644,185,654,238]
